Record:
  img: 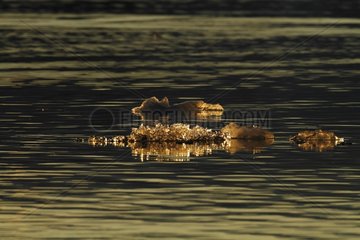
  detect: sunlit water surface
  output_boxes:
[0,14,360,239]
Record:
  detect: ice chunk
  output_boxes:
[173,100,223,113]
[132,96,170,116]
[132,96,223,119]
[79,123,275,161]
[290,130,337,143]
[289,130,345,152]
[128,123,228,143]
[85,122,275,144]
[84,123,229,145]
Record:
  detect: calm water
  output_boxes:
[1,14,360,239]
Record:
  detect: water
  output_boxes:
[1,14,360,239]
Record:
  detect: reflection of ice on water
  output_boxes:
[132,139,274,161]
[131,142,225,162]
[88,139,274,161]
[227,139,275,155]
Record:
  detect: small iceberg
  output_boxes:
[86,123,229,145]
[85,122,274,145]
[79,123,275,161]
[290,130,345,152]
[132,96,224,120]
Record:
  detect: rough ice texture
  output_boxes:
[132,96,223,119]
[85,123,229,146]
[82,125,347,156]
[129,123,228,143]
[221,122,274,140]
[86,123,275,145]
[82,123,275,160]
[290,130,338,143]
[289,130,344,152]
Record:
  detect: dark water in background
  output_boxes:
[1,14,360,239]
[1,0,360,18]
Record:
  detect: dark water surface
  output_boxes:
[2,0,360,18]
[1,14,360,239]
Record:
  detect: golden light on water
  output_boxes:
[1,7,359,239]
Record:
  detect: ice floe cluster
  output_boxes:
[84,122,274,146]
[77,97,350,158]
[128,123,229,143]
[84,123,229,146]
